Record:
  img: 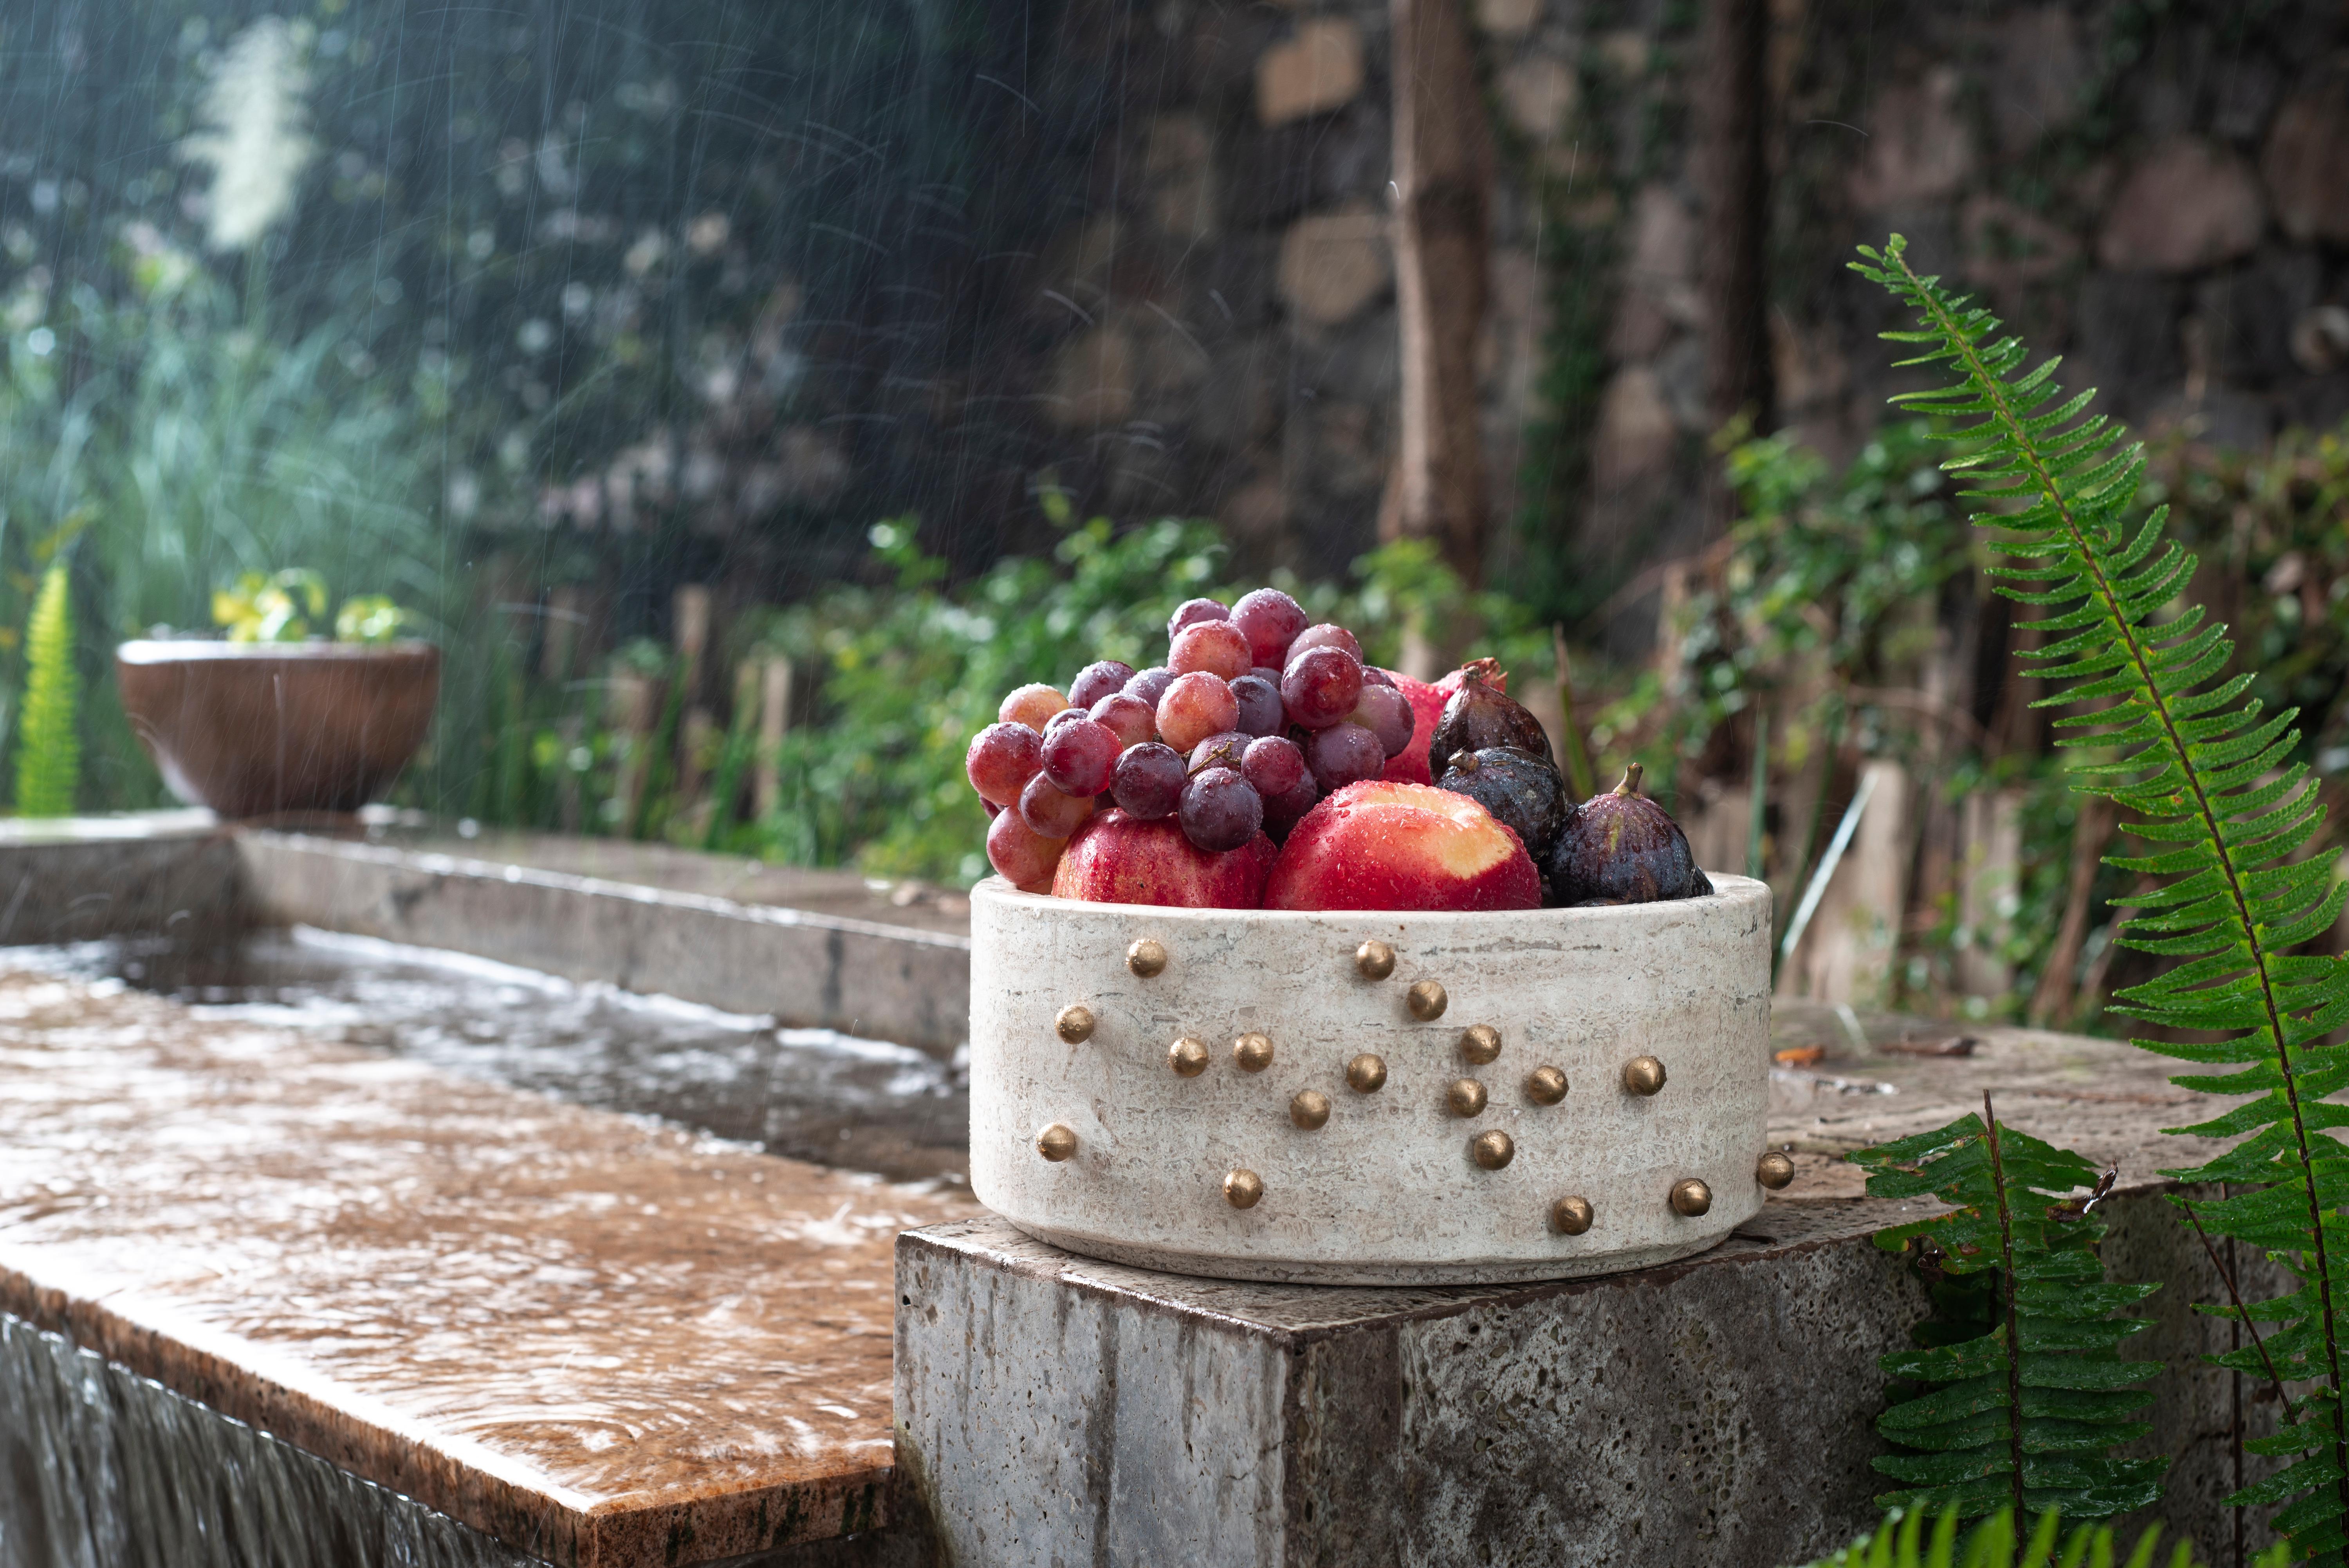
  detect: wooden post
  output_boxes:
[1696,0,1773,517]
[754,655,793,821]
[1391,0,1492,587]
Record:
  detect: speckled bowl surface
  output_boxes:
[968,874,1773,1285]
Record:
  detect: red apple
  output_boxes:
[1051,810,1277,908]
[1263,780,1540,912]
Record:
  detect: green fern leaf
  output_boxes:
[1790,1504,2272,1567]
[16,561,79,817]
[1851,1102,2163,1522]
[1853,233,2349,1557]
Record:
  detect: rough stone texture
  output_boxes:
[0,813,242,945]
[1275,202,1392,326]
[1254,17,1365,128]
[968,877,1773,1284]
[2097,139,2267,273]
[897,1194,2271,1567]
[236,831,972,1057]
[2262,61,2349,246]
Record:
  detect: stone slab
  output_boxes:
[234,832,972,1057]
[0,812,243,944]
[896,1014,2283,1566]
[0,962,982,1568]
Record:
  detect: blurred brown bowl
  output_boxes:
[115,641,440,819]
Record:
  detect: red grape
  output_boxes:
[987,809,1066,888]
[1241,734,1306,797]
[1179,766,1263,852]
[1112,742,1187,819]
[1169,621,1252,681]
[1124,666,1176,710]
[1251,665,1283,684]
[1306,723,1386,792]
[1019,773,1096,838]
[1286,623,1363,667]
[1068,659,1136,709]
[1360,665,1395,688]
[1261,774,1320,840]
[1043,706,1088,737]
[1229,673,1284,736]
[1090,691,1158,748]
[1156,671,1240,752]
[1349,683,1415,758]
[1230,588,1308,668]
[1000,683,1070,731]
[966,721,1045,807]
[1280,645,1364,729]
[1041,717,1121,795]
[1167,597,1229,641]
[1189,730,1250,774]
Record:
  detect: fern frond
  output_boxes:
[1792,1505,2280,1568]
[1854,233,2349,1559]
[1851,1101,2163,1523]
[15,561,79,817]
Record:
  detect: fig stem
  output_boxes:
[1615,761,1643,797]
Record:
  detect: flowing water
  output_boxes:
[5,927,967,1568]
[0,1314,536,1568]
[47,925,972,1185]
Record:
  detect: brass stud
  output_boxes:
[1524,1065,1568,1105]
[1126,938,1168,978]
[1756,1150,1796,1190]
[1670,1177,1712,1217]
[1458,1023,1501,1065]
[1290,1090,1331,1130]
[1407,980,1449,1021]
[1224,1169,1264,1209]
[1233,1032,1274,1072]
[1355,939,1396,980]
[1470,1130,1515,1170]
[1550,1195,1594,1236]
[1346,1053,1388,1093]
[1055,1005,1096,1044]
[1169,1037,1210,1078]
[1036,1124,1078,1162]
[1446,1077,1488,1118]
[1622,1055,1667,1096]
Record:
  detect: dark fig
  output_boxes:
[1437,746,1571,862]
[1546,763,1714,904]
[1427,658,1552,780]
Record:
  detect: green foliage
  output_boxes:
[211,570,409,644]
[1853,1107,2164,1520]
[1795,1504,2284,1568]
[1853,232,2349,1557]
[1628,419,1971,769]
[16,562,79,817]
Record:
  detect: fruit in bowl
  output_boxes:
[962,588,1714,913]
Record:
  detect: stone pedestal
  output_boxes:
[894,1199,2271,1568]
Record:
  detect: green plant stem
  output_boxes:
[1982,1091,2027,1525]
[1552,622,1595,799]
[2179,1195,2298,1421]
[1887,241,2349,1542]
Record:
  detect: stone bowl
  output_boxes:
[968,873,1773,1285]
[115,641,440,820]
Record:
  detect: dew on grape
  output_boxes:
[1280,644,1364,730]
[1166,597,1230,641]
[1124,666,1176,711]
[1240,734,1306,797]
[965,721,1045,806]
[1090,691,1158,749]
[1041,717,1121,796]
[1157,670,1240,752]
[1306,723,1386,793]
[1112,742,1188,819]
[1068,659,1137,709]
[1285,623,1363,668]
[1000,682,1071,731]
[1019,773,1097,838]
[987,808,1067,886]
[1179,765,1263,853]
[1169,621,1253,681]
[1229,588,1307,668]
[1228,673,1284,736]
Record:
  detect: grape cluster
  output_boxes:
[965,589,1413,887]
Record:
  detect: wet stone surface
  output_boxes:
[0,957,982,1567]
[58,927,971,1186]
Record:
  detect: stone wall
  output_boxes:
[990,0,2349,623]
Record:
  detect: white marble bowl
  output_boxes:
[968,874,1773,1284]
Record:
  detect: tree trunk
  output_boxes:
[1696,0,1772,530]
[1391,0,1492,587]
